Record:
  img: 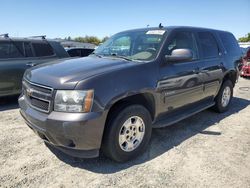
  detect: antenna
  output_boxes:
[159,23,163,29]
[0,33,9,38]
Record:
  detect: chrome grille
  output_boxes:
[23,79,53,113]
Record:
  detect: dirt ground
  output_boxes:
[0,78,250,188]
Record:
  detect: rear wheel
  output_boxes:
[213,80,233,113]
[102,105,152,162]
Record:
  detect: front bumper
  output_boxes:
[19,95,107,158]
[240,66,250,77]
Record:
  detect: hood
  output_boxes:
[25,56,135,89]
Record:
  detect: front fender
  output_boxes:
[75,62,158,112]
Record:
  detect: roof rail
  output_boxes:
[0,33,9,38]
[28,35,46,40]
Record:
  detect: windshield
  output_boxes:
[94,30,166,61]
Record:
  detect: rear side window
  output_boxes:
[219,32,240,55]
[198,32,219,59]
[32,43,54,57]
[0,41,24,59]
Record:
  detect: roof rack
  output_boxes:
[28,35,46,40]
[0,33,9,38]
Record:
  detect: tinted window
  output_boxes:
[198,32,219,58]
[81,49,94,57]
[165,31,198,60]
[0,41,24,59]
[68,49,81,57]
[32,43,54,57]
[219,32,240,55]
[24,42,34,57]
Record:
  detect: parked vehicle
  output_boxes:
[0,34,69,97]
[19,26,242,162]
[66,47,94,57]
[240,48,250,77]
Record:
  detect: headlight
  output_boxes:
[54,90,94,113]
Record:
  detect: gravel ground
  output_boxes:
[0,78,250,188]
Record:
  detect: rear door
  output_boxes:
[0,41,58,96]
[196,31,224,99]
[0,41,29,96]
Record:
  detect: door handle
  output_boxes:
[192,68,200,74]
[26,62,36,67]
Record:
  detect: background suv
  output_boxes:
[0,34,69,97]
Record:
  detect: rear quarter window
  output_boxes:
[32,42,54,57]
[219,32,241,55]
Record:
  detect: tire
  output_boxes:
[213,80,233,113]
[102,105,152,162]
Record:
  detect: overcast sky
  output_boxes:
[1,0,250,39]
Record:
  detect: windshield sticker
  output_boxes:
[146,30,165,35]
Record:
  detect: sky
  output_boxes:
[1,0,250,40]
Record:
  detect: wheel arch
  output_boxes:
[105,93,156,123]
[223,70,237,87]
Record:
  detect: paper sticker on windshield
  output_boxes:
[146,30,165,35]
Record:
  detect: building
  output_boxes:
[239,42,250,48]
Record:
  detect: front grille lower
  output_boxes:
[23,80,53,113]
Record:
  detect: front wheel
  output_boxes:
[102,105,152,162]
[213,80,233,113]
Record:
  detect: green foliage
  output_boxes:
[62,35,109,45]
[74,36,101,45]
[238,33,250,42]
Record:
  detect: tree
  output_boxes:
[101,36,109,43]
[238,33,250,42]
[74,35,101,45]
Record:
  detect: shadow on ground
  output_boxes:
[47,97,250,174]
[0,95,19,111]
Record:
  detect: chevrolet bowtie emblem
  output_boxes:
[26,88,33,96]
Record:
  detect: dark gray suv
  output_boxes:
[0,34,69,97]
[19,26,242,162]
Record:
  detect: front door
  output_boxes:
[157,31,204,113]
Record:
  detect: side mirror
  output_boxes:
[165,49,193,62]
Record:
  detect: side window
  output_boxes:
[0,42,10,59]
[24,42,34,57]
[165,31,198,60]
[198,32,219,59]
[32,42,54,57]
[81,49,94,56]
[68,49,81,57]
[0,41,24,59]
[219,32,240,55]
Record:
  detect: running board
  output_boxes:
[153,102,215,128]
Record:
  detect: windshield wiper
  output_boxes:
[90,52,103,58]
[110,54,132,61]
